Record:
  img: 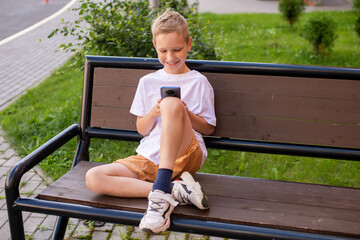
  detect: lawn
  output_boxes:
[0,10,359,187]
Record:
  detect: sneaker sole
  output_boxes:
[180,172,210,210]
[140,217,171,234]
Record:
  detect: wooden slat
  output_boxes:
[203,72,360,101]
[38,161,360,238]
[214,91,360,123]
[91,106,136,131]
[89,67,360,148]
[93,67,152,86]
[92,86,136,108]
[215,115,360,148]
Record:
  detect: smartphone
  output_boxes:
[161,86,181,99]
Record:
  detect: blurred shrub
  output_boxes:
[278,0,305,27]
[356,16,360,37]
[353,0,360,14]
[48,0,221,69]
[300,15,337,55]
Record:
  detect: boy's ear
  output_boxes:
[187,37,193,51]
[153,40,157,49]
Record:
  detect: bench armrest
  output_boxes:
[5,124,81,204]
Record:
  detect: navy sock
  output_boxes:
[152,168,173,194]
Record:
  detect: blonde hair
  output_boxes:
[151,11,190,43]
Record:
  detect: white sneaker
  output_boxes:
[172,171,210,210]
[139,190,178,233]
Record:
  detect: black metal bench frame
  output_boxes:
[6,56,360,240]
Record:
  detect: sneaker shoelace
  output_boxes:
[148,199,167,214]
[146,191,178,215]
[177,183,193,204]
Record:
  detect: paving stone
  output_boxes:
[64,223,77,240]
[0,197,6,210]
[130,226,148,239]
[33,182,49,196]
[24,214,45,236]
[149,233,167,240]
[0,222,11,240]
[1,148,16,161]
[209,237,225,240]
[31,212,50,218]
[3,153,19,166]
[110,225,129,239]
[0,209,8,227]
[0,189,6,199]
[168,231,186,240]
[92,230,110,239]
[0,159,6,166]
[22,211,31,221]
[68,217,81,226]
[38,215,57,232]
[0,166,10,178]
[20,179,42,196]
[30,173,43,182]
[33,229,53,240]
[0,177,5,193]
[109,234,123,240]
[188,233,207,239]
[0,143,10,152]
[71,220,92,238]
[94,221,113,231]
[34,166,53,185]
[21,171,35,183]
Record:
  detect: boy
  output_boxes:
[85,11,216,233]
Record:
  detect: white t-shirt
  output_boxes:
[130,69,216,166]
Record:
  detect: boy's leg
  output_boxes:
[150,97,193,193]
[140,97,194,233]
[159,97,194,170]
[159,98,210,210]
[85,163,152,198]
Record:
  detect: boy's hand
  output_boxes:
[136,99,162,136]
[150,99,162,118]
[181,100,188,110]
[182,100,215,135]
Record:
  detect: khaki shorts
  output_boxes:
[113,134,202,182]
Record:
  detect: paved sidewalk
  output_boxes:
[0,0,352,239]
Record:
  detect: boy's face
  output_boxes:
[153,31,192,74]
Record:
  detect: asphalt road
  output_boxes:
[0,0,71,41]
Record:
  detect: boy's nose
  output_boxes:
[166,52,175,61]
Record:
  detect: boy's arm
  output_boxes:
[184,105,215,135]
[136,99,161,136]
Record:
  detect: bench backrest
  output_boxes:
[81,56,360,160]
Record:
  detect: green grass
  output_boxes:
[0,11,359,186]
[202,11,360,67]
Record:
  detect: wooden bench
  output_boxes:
[6,56,360,240]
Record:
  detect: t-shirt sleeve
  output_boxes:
[197,76,217,127]
[130,77,147,117]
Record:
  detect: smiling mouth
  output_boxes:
[166,60,180,67]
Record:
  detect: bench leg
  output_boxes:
[52,216,69,240]
[8,208,25,240]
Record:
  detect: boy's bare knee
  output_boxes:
[160,97,184,115]
[85,167,102,194]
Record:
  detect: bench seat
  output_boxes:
[37,160,360,238]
